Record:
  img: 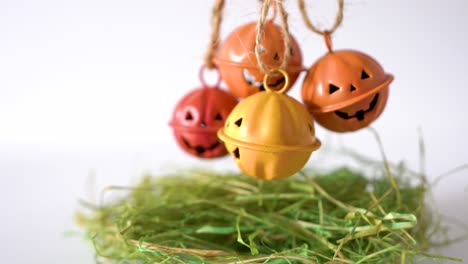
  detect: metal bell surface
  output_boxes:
[215,21,303,98]
[170,86,238,158]
[218,71,320,179]
[301,50,393,132]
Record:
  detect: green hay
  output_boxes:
[76,161,463,263]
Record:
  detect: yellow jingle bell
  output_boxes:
[218,69,321,180]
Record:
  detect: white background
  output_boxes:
[1,0,467,263]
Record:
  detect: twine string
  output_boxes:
[255,0,292,73]
[204,0,225,69]
[297,0,344,35]
[261,0,278,22]
[277,2,291,70]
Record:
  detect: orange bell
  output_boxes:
[215,21,303,98]
[301,49,393,132]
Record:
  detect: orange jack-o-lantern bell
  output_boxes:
[302,48,393,132]
[215,21,303,98]
[170,68,238,158]
[218,69,321,180]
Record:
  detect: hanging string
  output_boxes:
[297,0,344,35]
[204,0,225,69]
[277,2,291,70]
[255,0,292,73]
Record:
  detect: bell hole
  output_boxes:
[215,113,223,121]
[233,148,240,159]
[256,44,265,54]
[274,53,280,61]
[290,47,294,56]
[185,111,194,120]
[200,122,207,128]
[329,84,339,94]
[234,117,243,127]
[308,123,313,133]
[350,84,357,92]
[361,70,370,80]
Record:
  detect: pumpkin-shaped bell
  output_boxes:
[215,21,303,98]
[218,69,321,180]
[170,68,238,158]
[301,49,393,132]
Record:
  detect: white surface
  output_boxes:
[1,0,467,263]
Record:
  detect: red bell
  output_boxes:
[169,67,238,158]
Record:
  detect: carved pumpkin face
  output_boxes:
[215,21,303,98]
[217,89,321,180]
[170,87,238,158]
[301,50,393,132]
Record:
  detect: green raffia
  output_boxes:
[76,159,465,263]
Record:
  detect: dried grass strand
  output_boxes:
[132,240,230,257]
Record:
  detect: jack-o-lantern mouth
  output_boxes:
[182,137,222,154]
[334,93,379,121]
[243,69,285,92]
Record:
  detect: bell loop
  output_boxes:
[262,68,290,94]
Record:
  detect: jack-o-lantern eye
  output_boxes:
[361,70,370,80]
[234,117,243,127]
[233,147,240,159]
[274,53,280,61]
[329,83,340,94]
[185,111,194,120]
[215,113,223,121]
[350,84,357,92]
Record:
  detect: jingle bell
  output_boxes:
[215,21,303,98]
[218,70,321,180]
[170,77,238,158]
[301,50,393,132]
